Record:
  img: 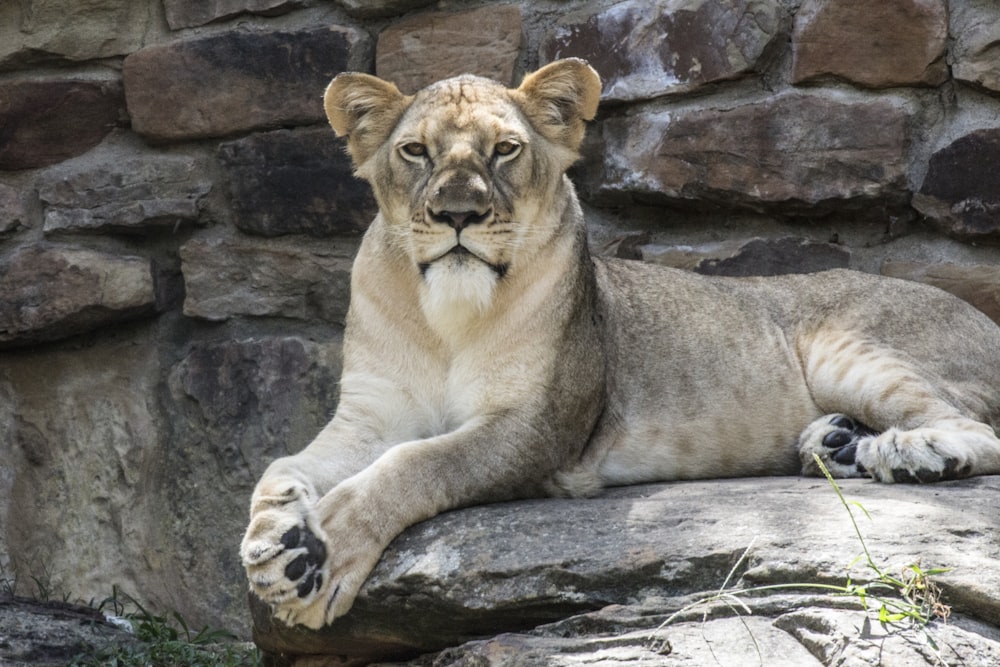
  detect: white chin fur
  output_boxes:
[420,256,498,337]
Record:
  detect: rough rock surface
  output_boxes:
[163,0,303,29]
[590,92,909,213]
[913,128,1000,242]
[0,595,140,667]
[641,237,850,276]
[252,476,1000,666]
[180,235,356,323]
[0,183,25,234]
[124,27,370,141]
[376,5,523,93]
[0,80,124,170]
[0,0,152,68]
[218,128,375,237]
[38,154,211,235]
[337,0,436,18]
[0,245,155,347]
[544,0,785,103]
[950,0,1000,93]
[791,0,948,88]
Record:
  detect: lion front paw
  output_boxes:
[798,414,876,478]
[241,483,339,629]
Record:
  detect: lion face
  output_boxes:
[324,60,601,324]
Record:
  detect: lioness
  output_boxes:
[242,59,1000,629]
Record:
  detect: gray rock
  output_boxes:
[180,235,357,323]
[336,0,436,19]
[376,6,523,94]
[642,237,850,276]
[0,245,155,347]
[587,92,909,214]
[543,0,785,103]
[0,79,124,171]
[913,128,1000,242]
[38,155,211,235]
[791,0,948,88]
[0,0,152,69]
[218,128,375,237]
[163,0,303,29]
[0,595,141,666]
[253,476,1000,665]
[0,183,25,234]
[950,0,1000,94]
[123,27,371,142]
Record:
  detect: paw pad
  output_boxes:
[279,524,327,598]
[822,416,876,472]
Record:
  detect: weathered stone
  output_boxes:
[0,0,152,69]
[180,235,357,323]
[642,237,850,276]
[0,595,142,666]
[218,128,375,237]
[37,155,211,235]
[163,0,303,29]
[913,129,1000,243]
[376,5,522,94]
[881,261,1000,325]
[0,183,25,234]
[252,477,1000,665]
[543,0,784,103]
[336,0,435,18]
[791,0,947,88]
[0,80,124,170]
[589,92,909,213]
[950,0,1000,94]
[124,27,371,142]
[0,245,155,347]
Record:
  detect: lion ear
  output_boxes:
[516,58,601,152]
[324,73,411,167]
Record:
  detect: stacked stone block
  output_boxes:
[0,0,999,638]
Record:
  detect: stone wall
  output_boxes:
[1,0,998,637]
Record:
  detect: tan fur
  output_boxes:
[242,60,1000,629]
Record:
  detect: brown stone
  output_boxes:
[912,129,1000,243]
[791,0,947,88]
[881,261,1000,326]
[180,235,357,324]
[589,92,909,213]
[543,0,785,103]
[376,5,522,94]
[0,0,152,69]
[0,184,25,234]
[337,0,436,18]
[951,1,1000,94]
[642,237,850,276]
[0,245,155,347]
[163,0,303,29]
[218,128,375,237]
[124,27,370,142]
[0,80,124,171]
[38,155,211,235]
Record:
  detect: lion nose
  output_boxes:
[427,207,493,231]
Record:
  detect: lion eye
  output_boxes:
[400,142,427,158]
[494,140,520,158]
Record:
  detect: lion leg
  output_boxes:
[797,332,1000,482]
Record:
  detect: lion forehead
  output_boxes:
[402,78,529,142]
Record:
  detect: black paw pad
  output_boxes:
[278,524,327,598]
[821,416,877,471]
